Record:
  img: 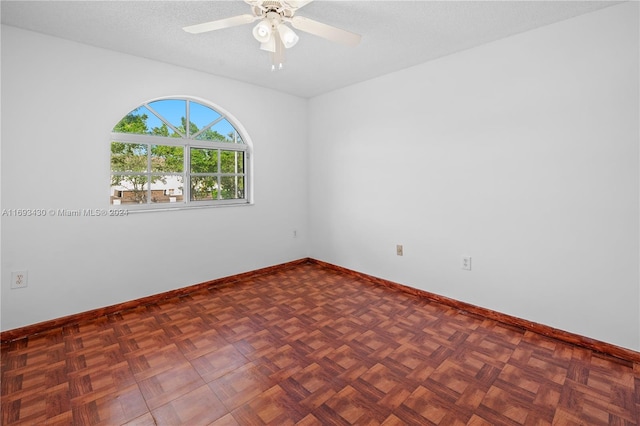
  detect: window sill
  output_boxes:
[111,201,252,214]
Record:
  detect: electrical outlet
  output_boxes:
[461,256,472,271]
[396,245,403,256]
[11,271,28,289]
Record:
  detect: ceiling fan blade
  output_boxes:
[183,14,257,34]
[290,16,361,47]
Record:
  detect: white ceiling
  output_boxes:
[1,0,620,98]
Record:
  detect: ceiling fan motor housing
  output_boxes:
[253,1,296,20]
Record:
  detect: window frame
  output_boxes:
[110,97,252,211]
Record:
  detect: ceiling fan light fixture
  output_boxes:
[252,19,272,43]
[260,35,276,52]
[277,23,299,48]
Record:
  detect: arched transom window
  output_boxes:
[110,98,250,209]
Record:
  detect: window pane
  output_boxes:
[220,176,244,200]
[231,131,244,144]
[111,106,177,137]
[111,143,148,172]
[209,118,238,143]
[190,148,218,173]
[150,175,184,203]
[148,100,187,137]
[112,107,151,134]
[110,174,148,204]
[220,151,244,173]
[190,102,222,135]
[152,145,184,172]
[195,127,229,142]
[190,176,218,201]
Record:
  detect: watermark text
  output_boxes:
[2,208,129,217]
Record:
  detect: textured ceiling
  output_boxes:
[1,0,620,98]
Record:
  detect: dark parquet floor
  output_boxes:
[2,262,639,425]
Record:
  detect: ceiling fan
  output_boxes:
[183,0,362,70]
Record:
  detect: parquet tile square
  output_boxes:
[322,384,389,424]
[255,344,307,382]
[208,362,277,411]
[2,261,639,425]
[174,329,229,361]
[232,384,306,425]
[191,344,248,383]
[137,362,204,410]
[71,384,148,426]
[150,384,227,425]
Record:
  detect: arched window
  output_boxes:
[110,97,250,209]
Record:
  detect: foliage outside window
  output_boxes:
[110,98,249,208]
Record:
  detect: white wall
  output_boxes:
[308,3,640,350]
[1,26,308,331]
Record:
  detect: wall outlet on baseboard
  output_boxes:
[11,271,28,289]
[396,245,403,256]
